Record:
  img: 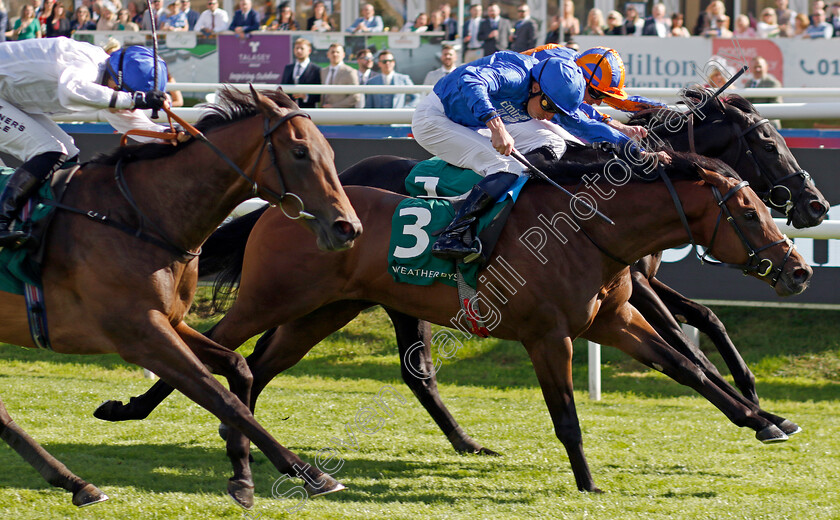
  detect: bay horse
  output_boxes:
[0,88,361,507]
[98,90,828,458]
[105,152,812,494]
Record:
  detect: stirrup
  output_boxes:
[0,229,31,249]
[463,238,483,264]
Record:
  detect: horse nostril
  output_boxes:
[792,267,811,284]
[810,200,829,218]
[333,220,360,241]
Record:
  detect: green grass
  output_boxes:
[0,295,838,519]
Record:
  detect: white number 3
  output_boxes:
[393,207,432,259]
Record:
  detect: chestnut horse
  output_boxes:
[106,153,811,493]
[0,88,361,507]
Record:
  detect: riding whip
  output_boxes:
[510,149,615,226]
[146,0,160,119]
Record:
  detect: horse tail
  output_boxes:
[199,205,269,311]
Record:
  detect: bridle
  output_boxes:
[657,165,794,287]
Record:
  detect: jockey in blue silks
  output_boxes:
[411,50,668,260]
[0,38,174,248]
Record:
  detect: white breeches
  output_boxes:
[412,92,569,177]
[0,98,79,163]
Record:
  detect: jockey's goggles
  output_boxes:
[539,92,562,114]
[587,86,608,100]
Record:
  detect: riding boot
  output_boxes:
[431,172,518,260]
[0,152,65,248]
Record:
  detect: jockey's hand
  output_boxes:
[608,119,648,140]
[487,117,515,156]
[132,90,167,111]
[643,150,672,165]
[176,131,191,143]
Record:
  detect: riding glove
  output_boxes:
[132,90,167,111]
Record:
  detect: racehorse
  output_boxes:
[0,87,360,507]
[102,151,812,494]
[97,90,829,459]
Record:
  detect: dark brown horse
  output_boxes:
[98,91,827,459]
[0,88,361,507]
[103,152,812,494]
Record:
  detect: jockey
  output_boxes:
[0,38,172,248]
[411,50,665,261]
[525,45,668,140]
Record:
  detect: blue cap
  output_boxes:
[106,46,167,93]
[530,57,585,116]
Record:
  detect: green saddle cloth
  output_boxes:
[387,158,504,288]
[0,166,56,295]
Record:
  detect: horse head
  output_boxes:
[246,87,362,251]
[683,89,829,228]
[690,158,812,297]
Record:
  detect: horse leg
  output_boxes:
[649,276,759,405]
[522,331,601,493]
[586,304,788,443]
[115,316,344,508]
[0,395,108,506]
[385,308,498,456]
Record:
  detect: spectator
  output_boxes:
[166,71,184,107]
[623,4,644,35]
[355,48,378,86]
[195,0,229,34]
[117,8,140,30]
[746,56,782,102]
[642,3,670,37]
[732,14,756,38]
[510,4,538,52]
[366,50,417,108]
[320,43,361,109]
[180,0,199,30]
[402,12,428,32]
[38,0,56,30]
[811,0,827,24]
[346,2,383,33]
[830,2,840,36]
[605,10,625,35]
[427,9,446,33]
[266,2,297,30]
[792,12,810,37]
[127,1,143,25]
[97,5,119,31]
[775,0,796,36]
[462,3,483,63]
[670,13,690,37]
[0,0,8,43]
[805,8,833,38]
[423,43,458,86]
[159,1,187,31]
[560,0,580,37]
[477,3,511,56]
[45,2,71,37]
[704,56,733,89]
[70,5,96,32]
[757,8,780,37]
[439,3,457,39]
[280,38,320,108]
[12,4,42,39]
[581,8,605,36]
[229,0,260,36]
[694,0,730,36]
[306,0,331,31]
[142,0,165,30]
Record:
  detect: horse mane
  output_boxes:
[627,87,757,128]
[91,87,298,165]
[539,149,739,186]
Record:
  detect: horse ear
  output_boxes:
[693,162,726,185]
[249,85,280,117]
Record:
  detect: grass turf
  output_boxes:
[0,299,838,519]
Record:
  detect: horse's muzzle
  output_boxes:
[776,261,813,297]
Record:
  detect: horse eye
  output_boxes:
[292,148,308,159]
[764,143,776,152]
[743,210,758,221]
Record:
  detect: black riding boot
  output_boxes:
[0,152,65,248]
[431,172,518,260]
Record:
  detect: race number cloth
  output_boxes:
[0,166,55,294]
[388,158,526,288]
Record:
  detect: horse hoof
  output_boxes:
[227,478,255,510]
[756,425,789,444]
[777,419,802,436]
[474,447,501,457]
[73,483,109,507]
[304,473,346,497]
[93,400,126,422]
[218,423,229,441]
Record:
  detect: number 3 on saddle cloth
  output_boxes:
[387,158,527,336]
[0,164,78,350]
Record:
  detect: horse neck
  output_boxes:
[133,119,264,251]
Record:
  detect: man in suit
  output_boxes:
[346,2,384,32]
[180,0,200,30]
[229,0,260,37]
[462,3,484,64]
[365,50,418,109]
[423,44,458,86]
[280,38,321,109]
[194,0,230,34]
[440,3,458,39]
[355,48,379,87]
[642,2,671,36]
[478,3,511,57]
[320,44,362,108]
[510,4,537,52]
